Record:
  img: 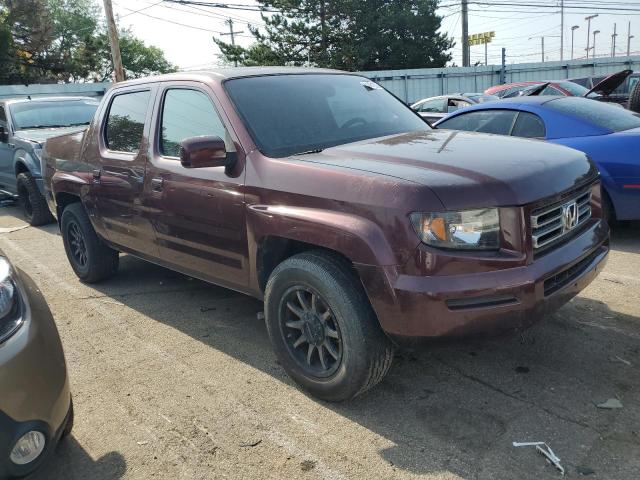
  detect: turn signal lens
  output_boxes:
[410,208,500,250]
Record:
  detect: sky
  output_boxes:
[111,0,640,70]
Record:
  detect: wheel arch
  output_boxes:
[248,205,398,294]
[55,192,82,225]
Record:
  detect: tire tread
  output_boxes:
[16,172,54,226]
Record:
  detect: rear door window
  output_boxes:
[417,98,445,113]
[105,90,151,154]
[160,89,226,158]
[447,99,471,113]
[438,110,518,135]
[511,112,546,138]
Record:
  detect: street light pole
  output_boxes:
[571,25,579,60]
[628,22,635,57]
[560,0,565,61]
[585,14,598,59]
[612,23,618,57]
[593,30,600,58]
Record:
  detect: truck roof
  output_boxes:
[107,67,355,88]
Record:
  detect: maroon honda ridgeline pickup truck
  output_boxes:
[43,68,609,400]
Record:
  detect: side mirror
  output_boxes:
[179,135,233,169]
[0,126,8,143]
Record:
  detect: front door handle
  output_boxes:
[151,178,164,192]
[92,168,101,182]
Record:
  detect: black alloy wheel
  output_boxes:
[279,286,343,377]
[67,220,88,268]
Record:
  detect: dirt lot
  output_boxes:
[1,204,639,480]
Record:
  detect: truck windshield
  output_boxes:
[225,74,430,157]
[10,99,99,130]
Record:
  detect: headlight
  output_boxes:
[0,257,22,343]
[410,208,500,250]
[31,144,43,160]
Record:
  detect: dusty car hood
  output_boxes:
[14,125,89,144]
[300,130,597,210]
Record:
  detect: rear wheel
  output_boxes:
[61,203,119,283]
[265,251,394,401]
[16,172,54,226]
[629,80,640,113]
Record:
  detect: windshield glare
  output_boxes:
[10,99,99,130]
[224,74,430,157]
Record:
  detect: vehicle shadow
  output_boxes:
[85,249,640,478]
[609,221,640,254]
[28,436,126,480]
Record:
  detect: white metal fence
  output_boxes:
[1,56,639,104]
[359,56,640,104]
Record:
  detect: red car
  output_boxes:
[486,70,632,106]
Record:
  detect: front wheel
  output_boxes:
[61,203,119,283]
[16,172,54,226]
[265,251,394,401]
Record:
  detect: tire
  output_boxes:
[61,203,119,283]
[16,172,54,226]
[61,399,74,438]
[264,251,394,401]
[603,189,616,227]
[629,80,640,113]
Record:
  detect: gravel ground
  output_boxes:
[1,204,639,480]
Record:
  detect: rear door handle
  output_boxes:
[151,178,164,192]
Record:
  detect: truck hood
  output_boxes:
[300,130,597,210]
[14,125,89,144]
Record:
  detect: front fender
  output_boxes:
[13,149,41,178]
[248,204,398,267]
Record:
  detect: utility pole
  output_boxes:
[462,0,469,67]
[102,0,124,82]
[485,41,488,66]
[529,36,545,63]
[593,30,600,58]
[585,14,598,59]
[219,18,244,67]
[628,22,635,57]
[560,0,564,61]
[571,25,579,60]
[611,23,618,57]
[500,48,506,84]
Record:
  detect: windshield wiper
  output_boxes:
[293,148,324,156]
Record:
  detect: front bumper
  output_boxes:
[0,268,70,478]
[358,220,609,339]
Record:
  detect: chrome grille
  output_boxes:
[531,190,592,251]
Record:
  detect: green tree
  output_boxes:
[93,29,177,81]
[0,0,176,84]
[215,0,453,71]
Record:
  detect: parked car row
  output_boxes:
[1,66,625,477]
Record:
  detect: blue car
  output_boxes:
[434,96,640,221]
